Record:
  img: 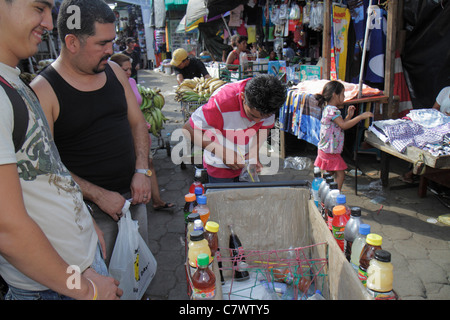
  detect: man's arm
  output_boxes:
[109,62,151,204]
[0,164,120,300]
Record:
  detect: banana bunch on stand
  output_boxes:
[137,84,167,137]
[174,77,226,104]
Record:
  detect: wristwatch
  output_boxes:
[135,169,152,177]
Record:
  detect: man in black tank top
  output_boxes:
[31,0,152,283]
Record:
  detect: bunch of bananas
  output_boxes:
[137,84,167,137]
[175,77,226,103]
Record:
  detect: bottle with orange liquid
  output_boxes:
[193,195,210,225]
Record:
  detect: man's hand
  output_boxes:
[130,173,151,205]
[83,268,123,300]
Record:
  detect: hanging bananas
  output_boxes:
[174,77,226,103]
[137,84,167,137]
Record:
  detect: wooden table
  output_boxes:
[365,130,450,197]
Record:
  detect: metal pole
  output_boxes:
[357,0,373,99]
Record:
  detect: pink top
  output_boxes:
[318,105,344,154]
[129,77,142,106]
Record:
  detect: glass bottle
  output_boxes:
[228,224,249,281]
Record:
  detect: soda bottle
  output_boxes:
[358,233,382,287]
[331,205,349,251]
[350,224,371,272]
[194,186,203,203]
[228,224,250,281]
[324,182,340,230]
[318,175,333,203]
[191,253,216,300]
[204,221,219,256]
[193,219,204,232]
[344,207,362,261]
[186,212,200,242]
[192,195,210,225]
[189,168,205,194]
[184,193,197,224]
[366,249,395,299]
[319,176,334,219]
[188,230,212,277]
[335,194,350,218]
[311,167,323,208]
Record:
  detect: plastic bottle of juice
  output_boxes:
[193,219,204,232]
[324,182,340,230]
[189,168,205,194]
[350,224,371,272]
[331,205,349,251]
[358,233,383,287]
[335,194,351,218]
[191,253,216,300]
[204,221,224,284]
[319,176,334,212]
[344,207,362,261]
[186,212,200,242]
[193,195,210,225]
[366,249,396,299]
[188,230,212,277]
[184,193,197,224]
[311,167,323,208]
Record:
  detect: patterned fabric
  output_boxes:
[317,105,344,154]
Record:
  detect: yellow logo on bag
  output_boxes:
[134,253,140,281]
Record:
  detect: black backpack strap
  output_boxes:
[0,75,29,153]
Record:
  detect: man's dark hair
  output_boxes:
[57,0,116,45]
[244,74,287,116]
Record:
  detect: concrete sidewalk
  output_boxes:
[138,69,450,300]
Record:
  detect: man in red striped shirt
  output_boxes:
[183,74,286,182]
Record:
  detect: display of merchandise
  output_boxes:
[344,207,362,261]
[350,224,371,272]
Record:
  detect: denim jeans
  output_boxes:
[5,242,107,300]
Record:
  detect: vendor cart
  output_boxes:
[180,100,204,123]
[186,182,372,300]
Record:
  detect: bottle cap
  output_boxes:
[336,194,346,204]
[194,187,203,195]
[187,213,200,222]
[333,205,346,216]
[190,230,204,241]
[205,221,219,233]
[197,195,207,205]
[329,182,338,189]
[374,249,391,263]
[351,207,361,217]
[194,219,203,228]
[359,224,371,235]
[185,193,196,202]
[366,233,382,246]
[197,253,210,267]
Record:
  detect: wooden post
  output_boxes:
[384,0,399,119]
[322,0,331,79]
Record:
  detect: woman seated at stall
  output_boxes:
[225,35,248,70]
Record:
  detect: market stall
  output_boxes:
[365,110,450,197]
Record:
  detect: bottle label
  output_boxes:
[193,287,215,300]
[332,225,345,240]
[358,267,368,286]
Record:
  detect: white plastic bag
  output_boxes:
[109,200,157,300]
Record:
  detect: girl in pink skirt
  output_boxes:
[314,81,373,190]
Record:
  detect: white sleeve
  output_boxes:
[0,87,17,165]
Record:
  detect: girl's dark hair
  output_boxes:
[315,80,345,108]
[244,74,287,116]
[110,53,131,66]
[57,0,116,45]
